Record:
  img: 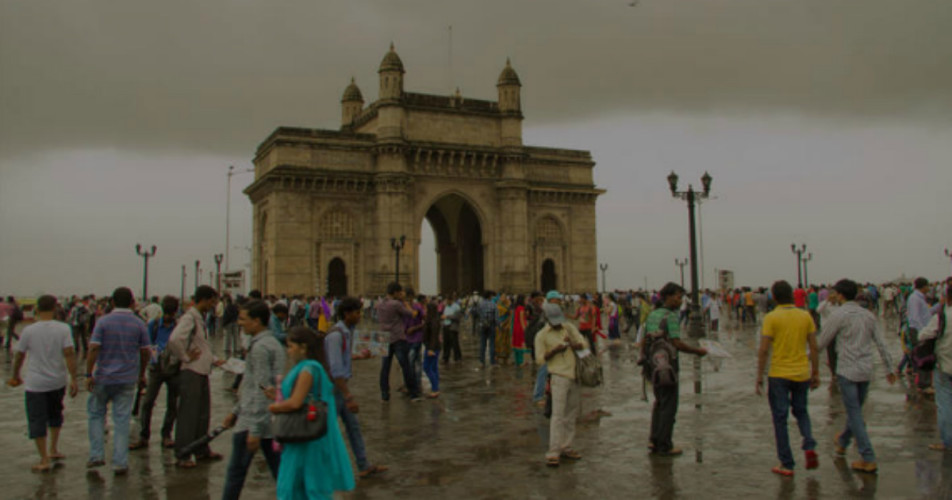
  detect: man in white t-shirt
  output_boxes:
[7,294,79,472]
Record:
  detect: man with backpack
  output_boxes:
[130,296,180,451]
[642,282,708,457]
[755,280,820,477]
[918,283,952,452]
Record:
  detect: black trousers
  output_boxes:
[175,370,210,459]
[442,328,462,362]
[139,366,179,441]
[650,382,679,453]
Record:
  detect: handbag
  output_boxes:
[272,364,329,443]
[575,347,603,388]
[912,309,947,372]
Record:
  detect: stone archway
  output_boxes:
[423,193,484,295]
[541,258,557,292]
[327,258,347,297]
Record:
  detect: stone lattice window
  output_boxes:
[319,209,354,239]
[536,217,563,242]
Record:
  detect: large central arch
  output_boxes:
[422,193,484,295]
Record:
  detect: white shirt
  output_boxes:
[16,320,74,392]
[141,303,163,323]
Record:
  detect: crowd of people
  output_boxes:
[1,274,950,496]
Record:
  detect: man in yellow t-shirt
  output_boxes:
[756,280,820,477]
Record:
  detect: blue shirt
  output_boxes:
[90,309,150,385]
[443,302,462,328]
[146,317,176,365]
[324,320,354,380]
[269,315,287,345]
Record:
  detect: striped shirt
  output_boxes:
[817,302,894,382]
[89,309,150,385]
[476,299,497,330]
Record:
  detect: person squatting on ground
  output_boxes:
[221,299,286,500]
[535,301,588,467]
[269,326,354,500]
[8,294,79,472]
[130,295,181,451]
[85,287,151,474]
[817,279,898,474]
[756,280,820,476]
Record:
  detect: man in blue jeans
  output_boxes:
[475,291,498,367]
[377,282,420,401]
[818,279,898,474]
[221,300,285,499]
[326,297,387,478]
[85,287,151,475]
[755,280,820,476]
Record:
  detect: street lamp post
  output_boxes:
[790,243,806,288]
[135,244,157,301]
[226,165,255,272]
[195,260,201,290]
[214,254,224,293]
[390,236,406,285]
[599,263,609,293]
[675,258,688,289]
[668,170,713,464]
[801,252,813,288]
[180,265,186,312]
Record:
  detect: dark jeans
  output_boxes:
[478,326,496,366]
[423,349,440,392]
[767,377,816,469]
[580,329,595,353]
[335,392,369,470]
[176,370,211,460]
[650,382,679,453]
[442,328,461,362]
[139,366,179,441]
[380,340,419,399]
[222,430,280,500]
[408,341,424,388]
[72,325,89,358]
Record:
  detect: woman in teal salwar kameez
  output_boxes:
[269,327,355,500]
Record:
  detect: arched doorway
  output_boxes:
[327,258,347,297]
[541,258,557,292]
[422,193,484,296]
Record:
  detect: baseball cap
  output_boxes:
[545,290,563,301]
[543,302,566,326]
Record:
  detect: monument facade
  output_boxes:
[245,45,603,297]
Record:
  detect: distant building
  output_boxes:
[246,45,603,297]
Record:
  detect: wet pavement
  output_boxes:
[2,315,950,499]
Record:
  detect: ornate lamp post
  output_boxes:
[801,252,813,288]
[390,235,406,285]
[675,258,688,288]
[668,170,713,464]
[135,244,157,301]
[214,254,224,293]
[194,260,201,290]
[599,263,609,293]
[790,243,806,288]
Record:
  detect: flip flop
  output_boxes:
[175,460,197,469]
[358,465,389,478]
[560,449,582,460]
[771,466,794,477]
[31,463,52,473]
[546,457,560,467]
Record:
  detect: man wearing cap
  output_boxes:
[644,282,708,457]
[535,301,588,467]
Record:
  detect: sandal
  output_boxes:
[358,465,389,478]
[560,449,582,460]
[175,459,197,469]
[546,457,560,467]
[162,438,176,449]
[771,465,794,477]
[128,440,148,451]
[31,462,53,473]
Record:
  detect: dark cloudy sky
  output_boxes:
[1,0,950,297]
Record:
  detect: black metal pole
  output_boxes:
[599,263,608,293]
[136,244,156,301]
[195,260,200,291]
[687,188,701,333]
[214,254,224,293]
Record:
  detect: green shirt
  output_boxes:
[807,292,819,311]
[644,308,681,339]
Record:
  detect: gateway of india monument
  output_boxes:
[245,45,603,297]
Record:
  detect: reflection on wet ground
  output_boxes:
[2,317,951,499]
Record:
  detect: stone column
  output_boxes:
[495,180,531,293]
